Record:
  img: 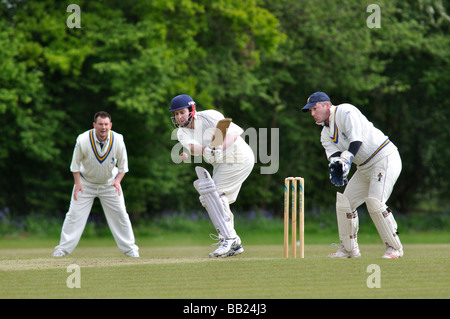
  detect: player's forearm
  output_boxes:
[329,141,362,161]
[115,172,126,184]
[73,172,82,185]
[189,133,238,157]
[189,143,205,156]
[348,141,362,156]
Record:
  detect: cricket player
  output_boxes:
[52,112,139,257]
[302,92,403,259]
[170,94,254,258]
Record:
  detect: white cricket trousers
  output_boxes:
[55,179,139,255]
[344,150,402,210]
[212,158,254,204]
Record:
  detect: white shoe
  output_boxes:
[125,251,140,258]
[52,250,66,257]
[220,236,244,258]
[328,244,361,258]
[209,237,238,258]
[382,246,403,259]
[209,233,223,252]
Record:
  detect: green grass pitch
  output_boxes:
[1,237,449,299]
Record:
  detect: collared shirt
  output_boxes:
[320,104,396,167]
[70,129,129,184]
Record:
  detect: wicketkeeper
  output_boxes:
[170,94,254,258]
[302,92,403,259]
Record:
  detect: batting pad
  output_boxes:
[365,197,402,250]
[193,167,236,238]
[336,192,359,251]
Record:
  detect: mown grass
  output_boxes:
[1,209,448,300]
[0,242,449,299]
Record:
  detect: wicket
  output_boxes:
[284,177,304,258]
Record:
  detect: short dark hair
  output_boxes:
[93,111,111,122]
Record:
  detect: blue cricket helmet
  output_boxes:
[170,95,196,113]
[169,94,196,128]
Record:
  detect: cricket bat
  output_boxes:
[210,118,232,148]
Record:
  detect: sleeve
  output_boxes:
[177,128,202,152]
[200,110,243,139]
[116,134,129,173]
[340,105,363,143]
[70,136,83,172]
[227,122,244,136]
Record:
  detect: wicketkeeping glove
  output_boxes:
[328,151,353,186]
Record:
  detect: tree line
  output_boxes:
[1,0,449,218]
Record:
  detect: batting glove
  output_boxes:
[203,146,223,164]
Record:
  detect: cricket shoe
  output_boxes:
[328,244,361,258]
[52,250,66,257]
[209,236,238,258]
[382,246,403,259]
[125,250,140,258]
[219,236,244,258]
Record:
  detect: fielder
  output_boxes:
[170,94,254,258]
[302,92,403,259]
[52,112,139,257]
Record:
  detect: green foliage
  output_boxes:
[0,0,449,217]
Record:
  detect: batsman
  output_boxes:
[302,92,403,259]
[170,94,254,258]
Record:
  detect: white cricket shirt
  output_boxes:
[177,110,254,166]
[320,104,397,167]
[70,129,129,184]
